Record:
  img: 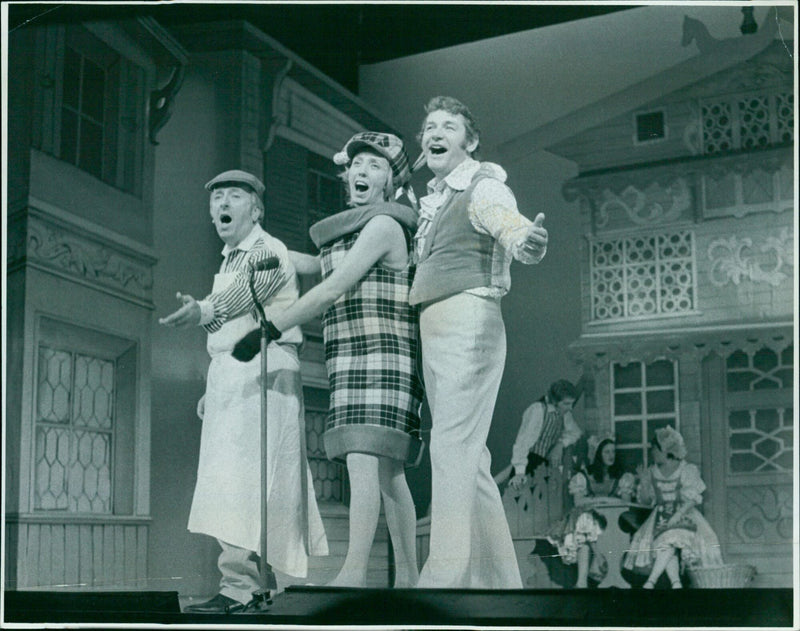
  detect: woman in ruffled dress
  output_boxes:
[622,426,723,588]
[539,508,607,588]
[570,436,636,502]
[536,436,634,588]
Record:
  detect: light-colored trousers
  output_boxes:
[217,539,261,604]
[417,292,522,589]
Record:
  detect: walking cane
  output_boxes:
[244,257,280,612]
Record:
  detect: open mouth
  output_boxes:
[428,145,447,155]
[354,182,369,193]
[219,213,232,224]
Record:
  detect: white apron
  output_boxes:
[187,271,328,577]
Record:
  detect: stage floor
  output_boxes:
[4,586,795,627]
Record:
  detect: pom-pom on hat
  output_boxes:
[333,132,412,190]
[205,170,265,196]
[654,426,687,460]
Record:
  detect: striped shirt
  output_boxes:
[198,224,302,343]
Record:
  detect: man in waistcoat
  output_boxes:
[160,170,327,612]
[508,379,583,491]
[409,96,548,588]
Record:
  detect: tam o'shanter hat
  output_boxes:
[334,132,412,190]
[205,170,265,196]
[654,426,687,460]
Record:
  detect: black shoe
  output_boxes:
[240,592,273,613]
[183,593,246,614]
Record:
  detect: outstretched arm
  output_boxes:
[202,253,286,330]
[289,251,322,276]
[159,250,286,329]
[519,213,548,262]
[469,179,548,264]
[158,292,202,328]
[232,216,406,361]
[272,215,403,332]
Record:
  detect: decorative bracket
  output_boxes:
[263,59,293,154]
[149,65,185,145]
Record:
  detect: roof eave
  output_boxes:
[499,7,785,164]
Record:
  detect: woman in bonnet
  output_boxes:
[622,426,723,588]
[234,132,423,587]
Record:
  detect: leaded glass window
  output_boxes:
[35,346,115,513]
[725,345,793,474]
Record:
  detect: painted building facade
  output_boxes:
[5,16,399,595]
[549,35,794,587]
[5,16,186,592]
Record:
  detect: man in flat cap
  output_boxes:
[160,170,327,613]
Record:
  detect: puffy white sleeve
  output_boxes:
[560,410,583,447]
[511,402,543,475]
[615,472,636,498]
[679,462,706,505]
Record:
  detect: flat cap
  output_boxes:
[204,170,265,196]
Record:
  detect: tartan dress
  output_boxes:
[319,230,424,464]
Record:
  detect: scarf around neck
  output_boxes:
[309,201,419,249]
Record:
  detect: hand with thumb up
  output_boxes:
[521,212,548,261]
